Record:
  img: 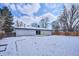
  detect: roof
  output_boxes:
[15,27,53,31]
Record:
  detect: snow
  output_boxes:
[0,35,79,56]
[15,27,53,31]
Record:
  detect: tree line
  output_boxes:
[0,4,79,33]
[56,4,79,32]
[31,4,79,32]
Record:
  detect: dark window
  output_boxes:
[36,30,40,35]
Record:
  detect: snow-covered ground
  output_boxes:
[0,35,79,56]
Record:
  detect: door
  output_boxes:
[36,30,40,35]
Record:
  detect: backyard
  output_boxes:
[0,35,79,56]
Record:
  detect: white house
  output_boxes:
[15,27,53,36]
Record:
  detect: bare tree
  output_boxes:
[15,20,20,27]
[24,24,26,28]
[31,22,39,28]
[51,21,60,32]
[39,17,49,28]
[19,21,24,27]
[58,4,79,32]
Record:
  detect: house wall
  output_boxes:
[15,28,52,36]
[41,31,52,35]
[15,29,36,36]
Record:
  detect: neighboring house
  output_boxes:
[15,27,53,36]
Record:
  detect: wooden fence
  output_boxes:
[0,31,16,39]
[52,32,79,36]
[0,31,5,39]
[0,31,79,39]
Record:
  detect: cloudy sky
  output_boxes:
[0,3,64,28]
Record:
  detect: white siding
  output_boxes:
[41,31,52,35]
[16,29,36,36]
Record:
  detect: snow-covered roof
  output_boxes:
[15,27,53,31]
